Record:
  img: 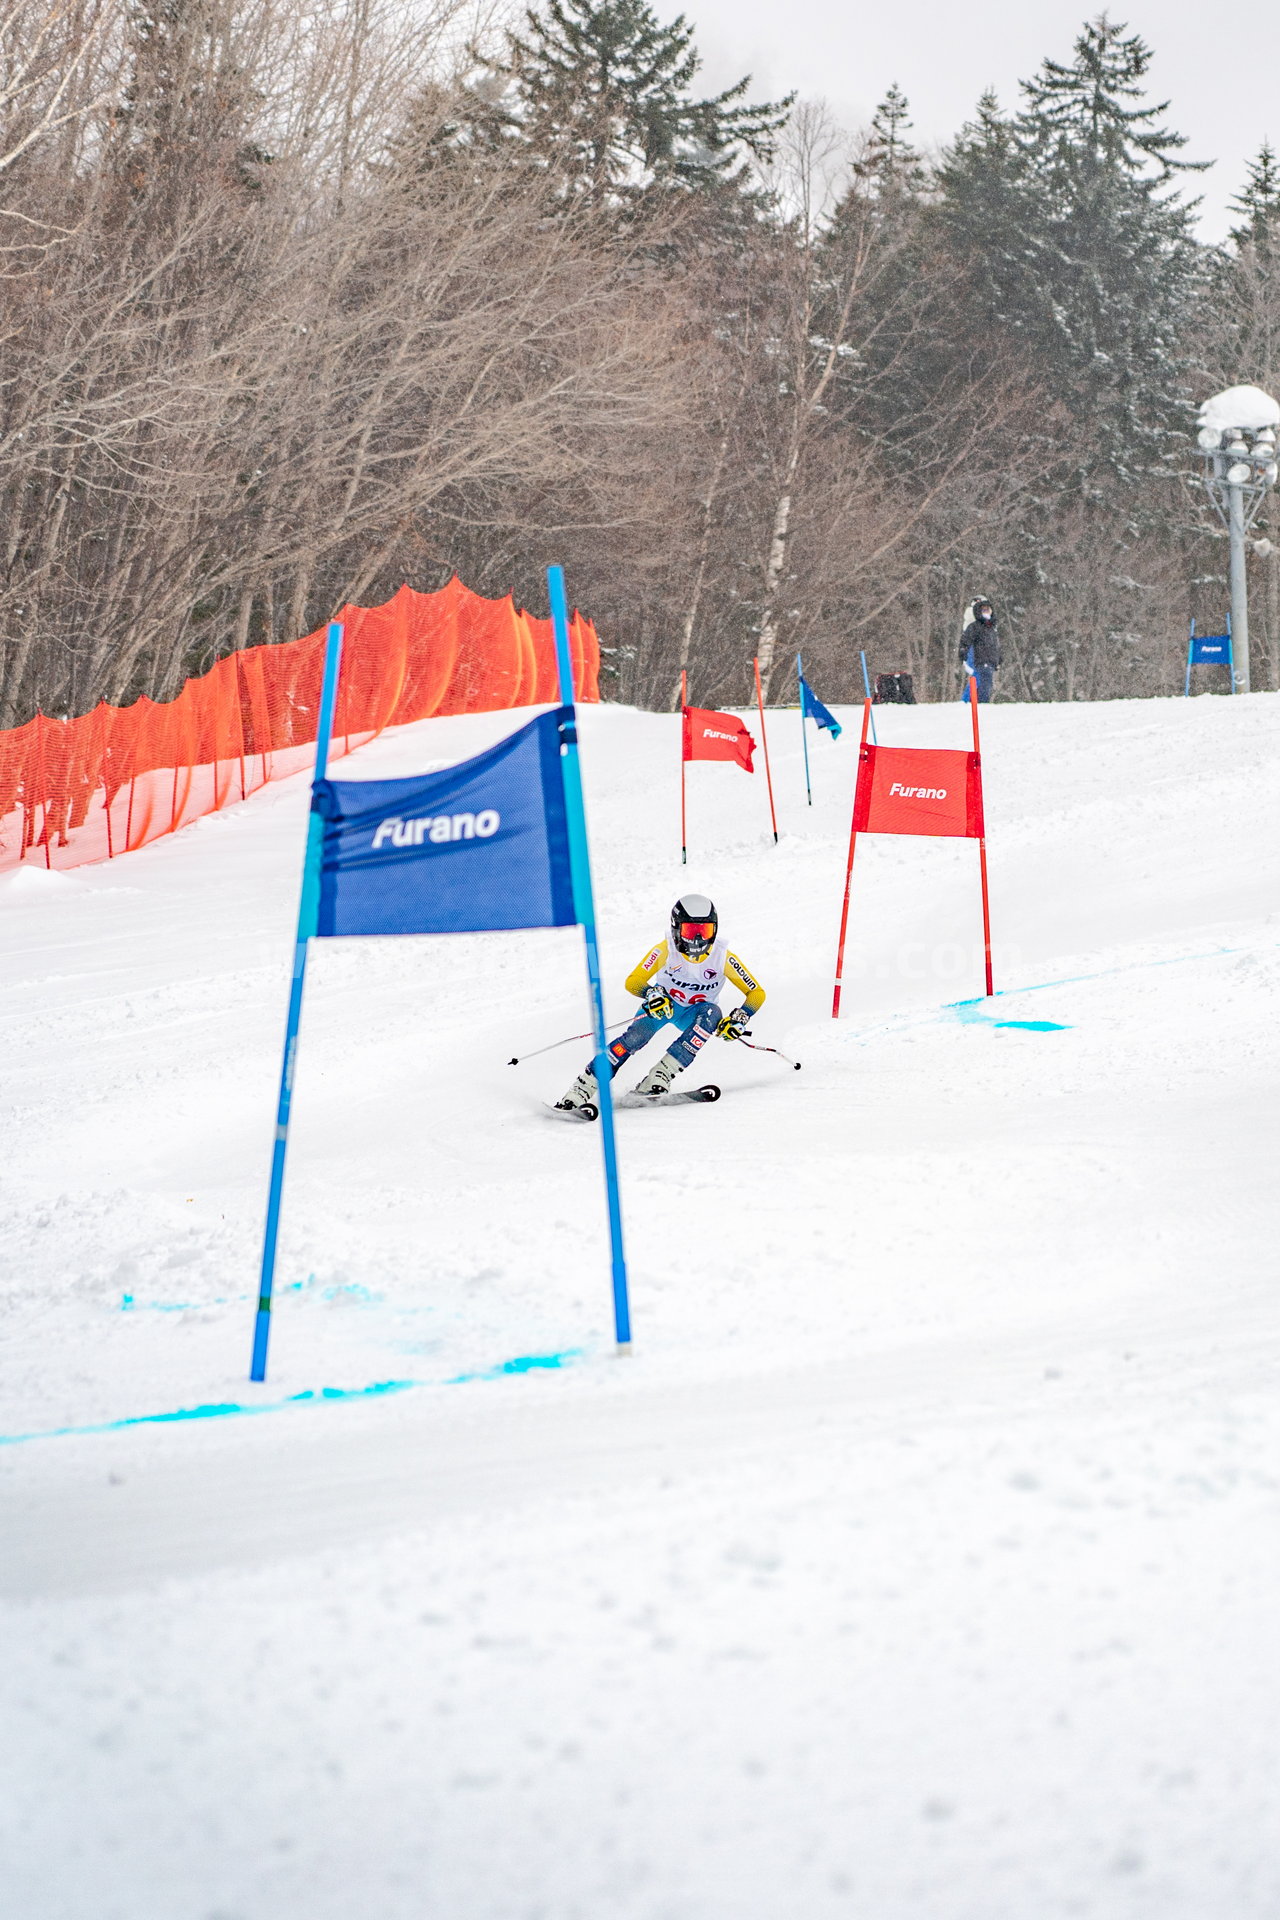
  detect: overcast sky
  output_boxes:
[681,0,1277,242]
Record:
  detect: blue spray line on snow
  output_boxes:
[120,1276,382,1314]
[843,940,1255,1052]
[947,1004,1070,1032]
[0,1349,584,1447]
[445,1350,581,1385]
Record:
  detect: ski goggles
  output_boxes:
[677,920,715,946]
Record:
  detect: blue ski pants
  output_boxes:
[962,664,995,704]
[605,999,721,1076]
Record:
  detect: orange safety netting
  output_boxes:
[0,577,600,873]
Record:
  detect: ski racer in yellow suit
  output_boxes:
[557,893,765,1110]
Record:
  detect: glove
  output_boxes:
[641,985,673,1019]
[716,1007,751,1042]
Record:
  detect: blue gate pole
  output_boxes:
[546,567,632,1350]
[1185,620,1195,698]
[860,649,878,744]
[250,620,345,1382]
[1226,611,1236,693]
[796,651,813,806]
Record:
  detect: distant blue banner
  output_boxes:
[314,711,575,936]
[799,675,842,739]
[1189,635,1230,663]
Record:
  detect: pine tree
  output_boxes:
[1019,16,1196,178]
[481,0,790,208]
[116,0,272,208]
[1230,141,1280,255]
[852,84,928,206]
[937,18,1204,484]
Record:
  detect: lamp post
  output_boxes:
[1197,384,1280,693]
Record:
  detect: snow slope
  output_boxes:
[2,692,1278,1919]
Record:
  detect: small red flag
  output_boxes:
[851,744,984,839]
[683,706,756,772]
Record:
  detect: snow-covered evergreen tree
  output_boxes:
[852,84,928,207]
[937,17,1205,486]
[1229,141,1280,256]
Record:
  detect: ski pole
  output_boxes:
[734,1034,802,1070]
[508,1018,629,1066]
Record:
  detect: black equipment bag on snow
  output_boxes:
[874,672,916,705]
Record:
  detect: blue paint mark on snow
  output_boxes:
[119,1275,380,1314]
[946,999,1070,1032]
[851,942,1267,1052]
[0,1350,585,1446]
[0,1377,418,1447]
[120,1293,227,1313]
[445,1349,583,1384]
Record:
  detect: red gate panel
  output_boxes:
[851,744,984,838]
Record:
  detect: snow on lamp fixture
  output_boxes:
[1197,426,1222,450]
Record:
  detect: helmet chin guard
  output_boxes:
[671,893,717,957]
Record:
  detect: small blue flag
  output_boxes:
[1189,634,1230,664]
[799,675,842,740]
[314,711,575,937]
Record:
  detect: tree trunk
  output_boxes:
[676,424,733,706]
[287,565,312,645]
[756,439,800,691]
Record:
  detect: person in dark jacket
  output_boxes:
[960,597,1001,703]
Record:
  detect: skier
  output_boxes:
[557,894,766,1110]
[960,596,1001,703]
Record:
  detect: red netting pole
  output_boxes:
[831,699,872,1020]
[100,703,113,859]
[37,715,50,869]
[235,653,247,802]
[126,750,137,851]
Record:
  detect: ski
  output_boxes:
[616,1084,721,1109]
[544,1085,721,1122]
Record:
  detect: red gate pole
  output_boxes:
[831,698,872,1019]
[969,674,994,996]
[679,668,688,866]
[753,655,778,845]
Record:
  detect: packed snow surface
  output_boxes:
[2,690,1278,1919]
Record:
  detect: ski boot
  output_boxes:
[634,1053,681,1100]
[555,1067,599,1118]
